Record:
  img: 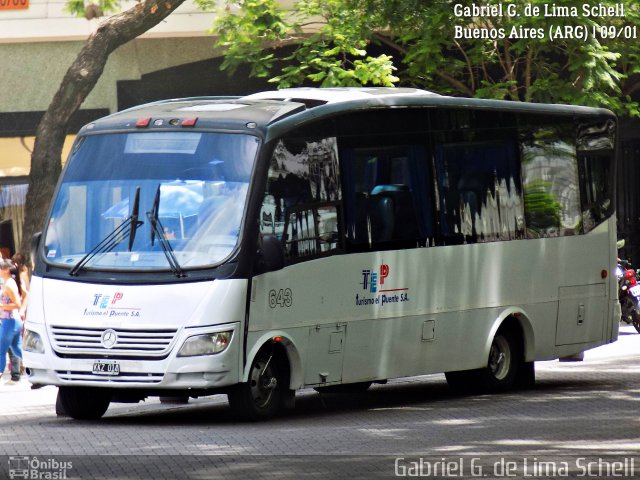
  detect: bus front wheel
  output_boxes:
[228,351,283,421]
[57,386,111,420]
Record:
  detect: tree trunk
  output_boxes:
[20,0,186,255]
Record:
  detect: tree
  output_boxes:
[21,0,187,254]
[203,0,640,115]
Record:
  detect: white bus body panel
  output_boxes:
[24,278,248,390]
[248,219,617,388]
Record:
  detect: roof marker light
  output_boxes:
[136,117,151,128]
[181,117,198,127]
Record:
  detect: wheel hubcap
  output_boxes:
[249,356,277,409]
[489,335,511,381]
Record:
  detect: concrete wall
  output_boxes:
[0,36,222,114]
[0,0,219,43]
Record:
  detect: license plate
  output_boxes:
[630,285,640,298]
[92,360,120,376]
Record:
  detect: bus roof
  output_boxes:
[243,87,439,106]
[79,88,616,139]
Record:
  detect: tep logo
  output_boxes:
[92,292,124,309]
[360,264,390,293]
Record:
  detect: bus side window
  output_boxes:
[576,118,615,233]
[435,140,524,244]
[578,154,613,233]
[261,137,342,263]
[341,145,433,251]
[520,125,581,238]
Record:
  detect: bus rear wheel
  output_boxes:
[446,327,521,393]
[57,386,111,420]
[228,351,282,421]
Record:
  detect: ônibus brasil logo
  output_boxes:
[356,264,409,307]
[8,456,73,480]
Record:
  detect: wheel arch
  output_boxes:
[486,307,535,363]
[243,332,303,390]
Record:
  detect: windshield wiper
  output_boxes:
[147,185,186,278]
[70,187,143,276]
[128,186,141,251]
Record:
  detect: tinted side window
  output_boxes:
[341,144,434,251]
[579,154,613,233]
[576,118,616,233]
[434,139,524,244]
[520,124,581,238]
[260,137,342,263]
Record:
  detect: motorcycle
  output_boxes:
[616,257,640,333]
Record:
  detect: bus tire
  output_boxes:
[57,386,111,420]
[476,327,520,392]
[228,351,282,421]
[446,327,521,394]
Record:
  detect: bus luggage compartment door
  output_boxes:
[555,284,606,345]
[304,324,346,386]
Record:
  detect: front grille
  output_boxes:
[49,326,178,358]
[56,370,164,384]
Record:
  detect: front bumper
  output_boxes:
[24,322,241,390]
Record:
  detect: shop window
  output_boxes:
[0,182,28,256]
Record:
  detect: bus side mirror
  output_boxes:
[260,235,285,272]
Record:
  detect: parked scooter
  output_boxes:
[616,240,640,333]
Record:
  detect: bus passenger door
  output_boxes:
[304,324,346,386]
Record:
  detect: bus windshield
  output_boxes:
[44,131,260,271]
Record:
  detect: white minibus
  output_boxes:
[23,88,619,420]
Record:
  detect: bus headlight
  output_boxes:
[177,331,233,357]
[23,330,45,353]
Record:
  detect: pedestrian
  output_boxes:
[0,252,19,380]
[12,253,31,301]
[0,258,23,383]
[7,258,28,380]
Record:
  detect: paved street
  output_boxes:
[0,325,638,479]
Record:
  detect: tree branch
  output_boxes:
[524,46,533,101]
[453,39,475,93]
[435,71,474,97]
[372,32,407,55]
